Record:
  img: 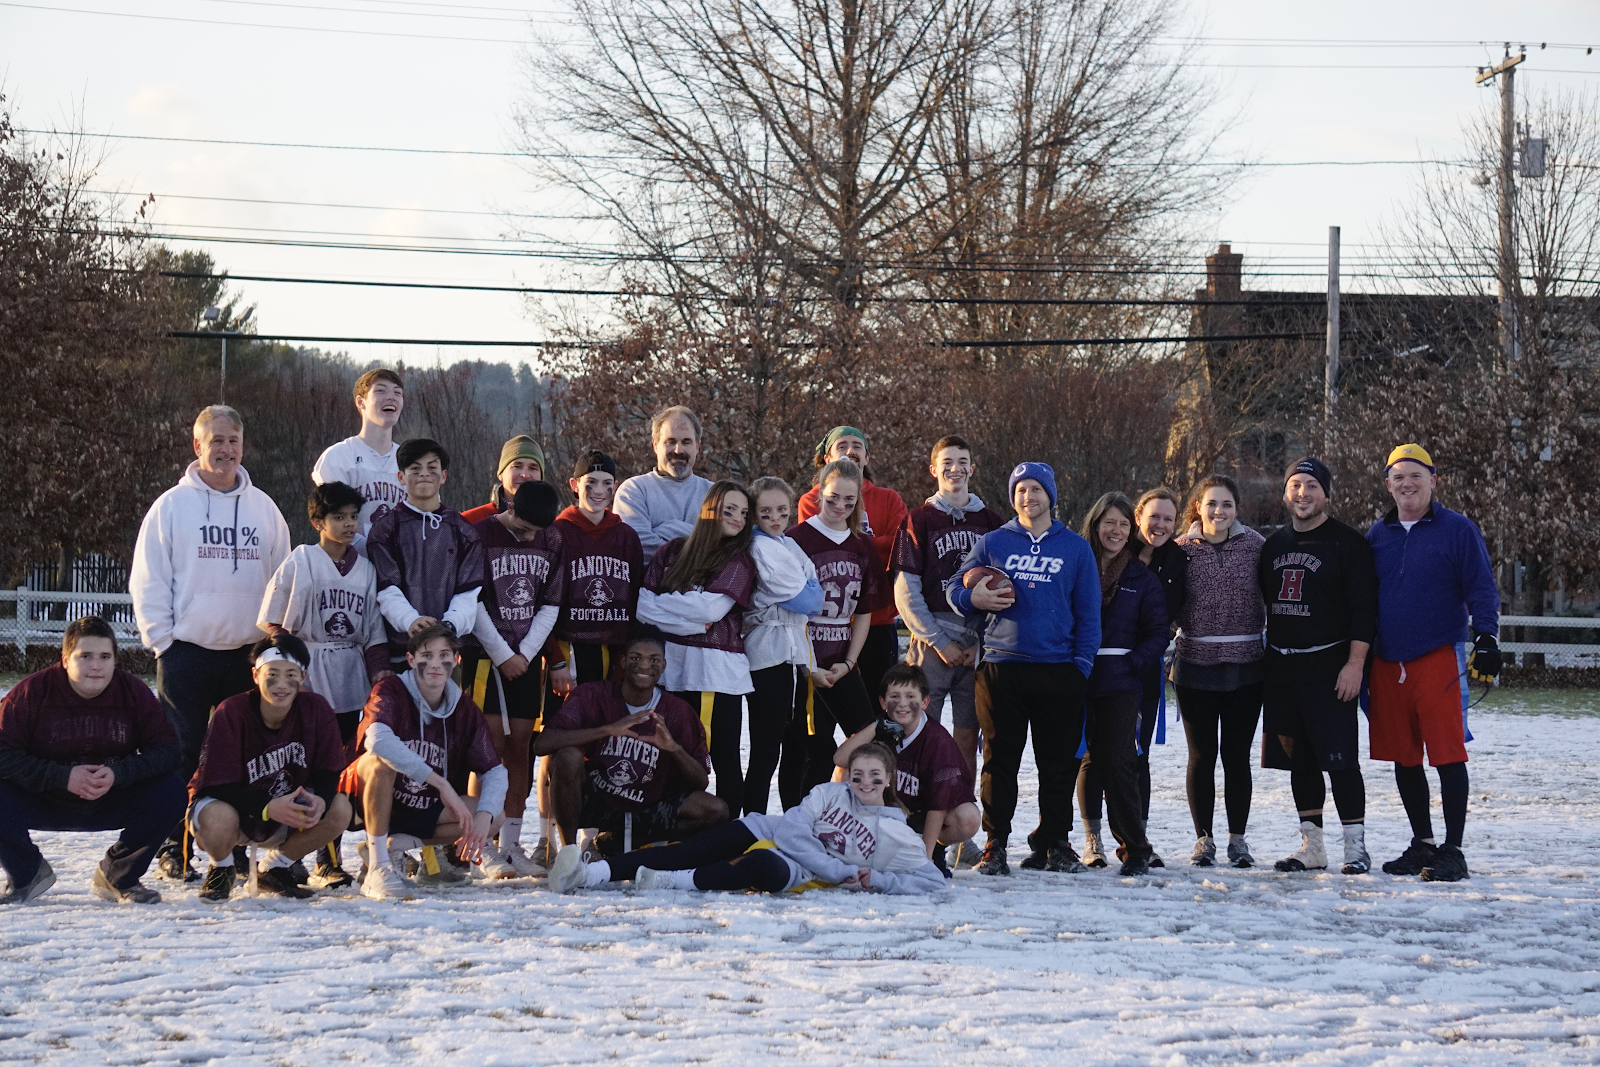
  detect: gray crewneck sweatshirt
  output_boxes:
[614,469,714,561]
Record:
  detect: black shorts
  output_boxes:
[578,774,691,845]
[386,798,446,840]
[461,649,549,722]
[1262,654,1359,772]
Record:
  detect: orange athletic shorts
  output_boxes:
[1367,643,1471,767]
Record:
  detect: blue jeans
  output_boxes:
[0,773,188,889]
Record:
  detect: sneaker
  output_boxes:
[1190,835,1217,867]
[1046,844,1088,873]
[1148,850,1165,868]
[1019,848,1049,870]
[503,845,546,876]
[198,864,236,904]
[156,846,197,883]
[311,853,355,890]
[1227,838,1255,869]
[257,866,315,899]
[0,858,55,904]
[407,845,470,886]
[1340,825,1371,875]
[549,844,592,894]
[976,842,1010,877]
[931,845,953,881]
[950,838,985,869]
[1118,855,1150,876]
[637,867,692,890]
[1420,844,1470,883]
[476,843,519,880]
[529,836,559,869]
[1081,830,1108,869]
[287,860,311,887]
[360,863,413,902]
[1382,838,1438,876]
[91,867,160,904]
[1274,822,1327,872]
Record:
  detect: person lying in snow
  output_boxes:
[549,741,946,895]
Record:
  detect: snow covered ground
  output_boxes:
[3,689,1599,1066]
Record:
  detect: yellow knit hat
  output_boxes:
[1384,443,1435,472]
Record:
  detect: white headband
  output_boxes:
[255,647,307,671]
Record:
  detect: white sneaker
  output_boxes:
[360,863,413,902]
[1341,824,1371,875]
[1274,822,1327,872]
[503,844,547,876]
[637,867,692,890]
[528,836,558,869]
[549,845,610,894]
[476,843,518,880]
[1081,830,1108,869]
[407,845,470,885]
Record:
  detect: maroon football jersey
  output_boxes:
[189,690,347,807]
[891,502,1005,617]
[550,507,644,647]
[787,519,889,668]
[644,539,758,655]
[355,676,501,812]
[472,516,567,650]
[545,680,710,812]
[0,665,176,767]
[893,716,975,816]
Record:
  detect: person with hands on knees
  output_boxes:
[833,663,979,878]
[535,628,726,861]
[366,438,484,671]
[949,462,1101,877]
[344,623,505,901]
[1366,444,1500,883]
[0,617,185,905]
[188,633,352,903]
[552,741,943,896]
[467,479,566,876]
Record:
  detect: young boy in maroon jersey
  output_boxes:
[345,623,506,901]
[780,458,891,808]
[367,439,484,670]
[188,633,352,902]
[468,480,565,875]
[834,663,978,876]
[0,618,185,905]
[533,628,725,852]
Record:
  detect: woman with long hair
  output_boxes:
[743,476,823,815]
[778,458,890,807]
[1172,474,1266,868]
[637,481,758,812]
[1072,492,1168,875]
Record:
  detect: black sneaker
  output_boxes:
[258,866,315,899]
[1419,844,1470,883]
[931,845,953,880]
[1381,839,1438,876]
[1046,844,1088,873]
[198,865,236,903]
[1019,848,1049,870]
[157,846,195,882]
[976,844,1010,876]
[287,860,311,887]
[312,854,355,890]
[91,868,160,904]
[1119,856,1150,876]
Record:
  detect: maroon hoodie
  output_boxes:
[550,506,644,647]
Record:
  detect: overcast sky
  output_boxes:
[5,0,1600,366]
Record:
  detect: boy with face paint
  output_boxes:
[188,633,352,902]
[462,436,546,526]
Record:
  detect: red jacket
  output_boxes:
[797,479,907,627]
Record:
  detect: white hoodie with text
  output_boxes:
[130,462,291,654]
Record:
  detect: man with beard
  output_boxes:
[614,407,712,563]
[1257,458,1378,876]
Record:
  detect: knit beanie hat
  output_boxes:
[1285,456,1333,497]
[1007,462,1057,509]
[498,436,545,476]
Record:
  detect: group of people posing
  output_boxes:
[0,368,1503,908]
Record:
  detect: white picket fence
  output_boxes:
[1498,614,1600,669]
[0,588,139,653]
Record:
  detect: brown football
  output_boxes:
[962,566,1014,597]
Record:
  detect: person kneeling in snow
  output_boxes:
[533,628,726,854]
[343,623,506,901]
[550,742,945,895]
[189,633,352,903]
[832,663,979,878]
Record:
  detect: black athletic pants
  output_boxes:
[1394,762,1468,847]
[1076,691,1152,864]
[778,668,875,810]
[857,624,901,705]
[605,820,790,891]
[672,690,745,812]
[975,661,1086,850]
[1077,677,1160,824]
[0,773,188,890]
[155,640,255,850]
[746,664,802,816]
[1175,682,1262,838]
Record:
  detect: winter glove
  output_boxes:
[1468,633,1502,683]
[874,719,907,748]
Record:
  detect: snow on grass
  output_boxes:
[2,695,1598,1065]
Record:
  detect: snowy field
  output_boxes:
[3,688,1599,1066]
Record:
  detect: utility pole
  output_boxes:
[1477,46,1524,373]
[1325,225,1339,457]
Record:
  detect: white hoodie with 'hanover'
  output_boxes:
[130,462,291,654]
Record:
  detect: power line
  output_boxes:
[943,332,1320,348]
[170,330,563,346]
[88,189,601,222]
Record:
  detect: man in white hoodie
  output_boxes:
[613,406,712,562]
[130,405,291,878]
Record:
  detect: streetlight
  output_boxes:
[202,305,252,403]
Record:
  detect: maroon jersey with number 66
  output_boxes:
[788,518,888,669]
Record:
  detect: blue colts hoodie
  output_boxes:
[948,518,1101,677]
